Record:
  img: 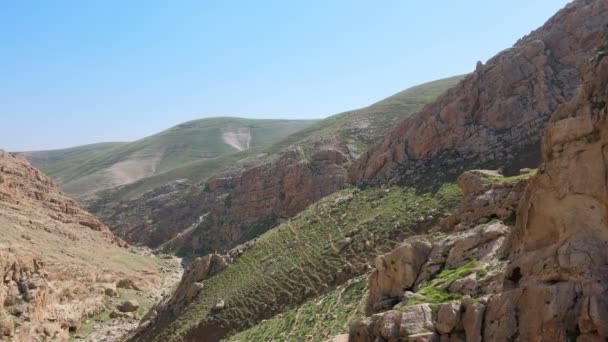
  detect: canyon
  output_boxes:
[5,0,608,341]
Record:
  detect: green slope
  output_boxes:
[139,183,461,341]
[35,118,318,198]
[17,142,127,169]
[264,75,466,157]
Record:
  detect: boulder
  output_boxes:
[461,296,485,342]
[399,304,434,336]
[435,301,461,334]
[367,237,432,313]
[117,300,139,313]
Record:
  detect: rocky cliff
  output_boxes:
[350,0,608,187]
[349,35,608,342]
[0,151,176,341]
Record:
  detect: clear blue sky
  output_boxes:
[1,0,570,151]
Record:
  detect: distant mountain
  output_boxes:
[18,141,127,169]
[23,118,318,198]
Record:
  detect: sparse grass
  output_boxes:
[17,142,127,169]
[227,276,367,342]
[483,169,536,184]
[405,260,477,307]
[149,183,461,341]
[476,268,488,279]
[73,288,154,338]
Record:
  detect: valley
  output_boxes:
[3,0,608,341]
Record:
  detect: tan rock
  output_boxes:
[0,315,14,337]
[399,304,434,337]
[436,301,461,334]
[367,237,431,313]
[461,296,485,342]
[408,331,440,342]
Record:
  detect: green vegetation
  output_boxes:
[263,75,466,159]
[405,260,477,307]
[17,142,126,169]
[228,276,367,342]
[73,288,153,337]
[483,169,537,184]
[35,118,318,197]
[151,183,461,341]
[476,268,488,279]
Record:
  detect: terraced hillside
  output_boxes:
[88,75,464,249]
[131,183,461,341]
[28,118,317,198]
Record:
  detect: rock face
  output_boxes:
[0,150,118,243]
[350,37,608,342]
[484,41,608,342]
[350,0,608,186]
[366,237,432,313]
[0,151,171,341]
[134,149,349,254]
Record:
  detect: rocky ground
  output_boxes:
[0,151,181,341]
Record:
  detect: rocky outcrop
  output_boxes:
[483,39,608,342]
[0,151,119,244]
[350,164,529,339]
[440,169,529,231]
[350,0,608,186]
[366,237,432,313]
[351,37,608,342]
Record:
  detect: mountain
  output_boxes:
[350,0,607,186]
[29,118,318,198]
[0,150,178,341]
[88,75,464,250]
[127,0,608,341]
[17,142,127,169]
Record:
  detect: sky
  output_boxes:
[0,1,571,151]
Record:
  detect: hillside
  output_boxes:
[32,118,317,198]
[0,150,179,341]
[17,142,127,169]
[88,75,464,249]
[131,182,462,341]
